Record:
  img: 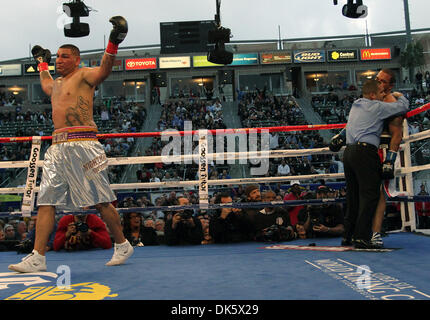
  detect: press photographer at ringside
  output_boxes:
[251,190,297,242]
[164,196,203,246]
[53,214,112,251]
[296,186,344,239]
[209,192,254,243]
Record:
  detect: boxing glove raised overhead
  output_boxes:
[31,45,51,64]
[31,45,51,72]
[105,16,128,56]
[109,16,128,45]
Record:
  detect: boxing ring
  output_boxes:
[0,102,430,301]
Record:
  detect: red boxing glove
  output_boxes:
[38,62,49,72]
[105,41,118,56]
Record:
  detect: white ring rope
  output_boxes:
[0,118,428,231]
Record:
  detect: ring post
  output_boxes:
[400,118,416,231]
[198,129,209,210]
[21,136,42,217]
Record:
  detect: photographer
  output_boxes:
[18,217,56,254]
[252,191,296,242]
[209,192,254,243]
[296,186,345,239]
[53,214,112,251]
[164,197,203,246]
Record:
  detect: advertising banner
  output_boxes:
[193,55,223,67]
[327,49,358,62]
[230,53,259,66]
[159,56,191,69]
[24,63,55,75]
[360,48,391,61]
[125,58,157,70]
[261,52,292,64]
[293,50,325,63]
[79,60,90,68]
[0,64,22,77]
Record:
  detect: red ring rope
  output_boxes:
[0,102,428,144]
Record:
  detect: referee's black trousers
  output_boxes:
[343,144,382,241]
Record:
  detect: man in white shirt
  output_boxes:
[277,159,290,176]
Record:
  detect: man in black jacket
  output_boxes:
[164,196,203,245]
[251,190,296,242]
[209,192,254,243]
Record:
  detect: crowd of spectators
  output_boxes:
[0,98,146,185]
[0,92,24,107]
[136,98,231,185]
[0,180,409,253]
[237,90,337,179]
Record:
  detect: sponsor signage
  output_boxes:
[293,50,325,63]
[230,53,259,66]
[0,64,22,77]
[261,52,292,64]
[193,55,223,67]
[159,56,191,69]
[327,49,358,62]
[24,63,55,75]
[89,59,123,71]
[360,48,391,61]
[79,60,90,68]
[125,58,157,70]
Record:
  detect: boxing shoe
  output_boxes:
[353,239,383,249]
[341,237,353,246]
[105,239,134,266]
[370,232,384,247]
[8,249,47,273]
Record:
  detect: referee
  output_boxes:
[342,79,409,249]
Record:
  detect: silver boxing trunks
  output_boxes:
[37,126,116,210]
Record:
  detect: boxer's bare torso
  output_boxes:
[40,46,114,131]
[51,69,97,130]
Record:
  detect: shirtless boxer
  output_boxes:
[329,69,405,248]
[9,16,133,272]
[371,69,405,247]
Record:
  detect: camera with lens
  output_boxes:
[178,209,194,220]
[261,224,295,242]
[262,225,282,242]
[15,239,34,254]
[75,221,89,233]
[298,205,326,227]
[309,205,325,227]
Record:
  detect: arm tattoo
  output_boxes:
[65,96,92,126]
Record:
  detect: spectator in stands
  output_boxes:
[16,221,28,240]
[296,186,345,239]
[122,212,159,246]
[269,132,279,150]
[4,224,19,241]
[283,181,305,227]
[197,212,213,244]
[53,214,112,251]
[154,219,165,244]
[25,216,56,253]
[277,159,291,176]
[251,190,296,242]
[164,196,203,245]
[209,192,254,243]
[416,184,430,229]
[0,228,7,251]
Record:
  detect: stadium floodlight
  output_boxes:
[207,0,233,65]
[334,0,368,19]
[63,0,91,37]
